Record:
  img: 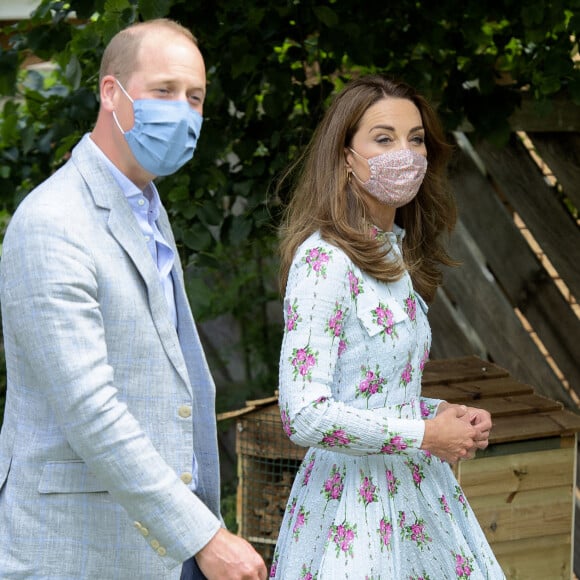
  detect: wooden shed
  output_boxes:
[225,356,580,578]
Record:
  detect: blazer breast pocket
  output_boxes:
[38,460,108,494]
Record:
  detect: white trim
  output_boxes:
[0,1,41,20]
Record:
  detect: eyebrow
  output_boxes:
[369,124,424,133]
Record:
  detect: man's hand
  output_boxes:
[196,528,268,580]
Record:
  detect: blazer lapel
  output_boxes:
[71,135,192,391]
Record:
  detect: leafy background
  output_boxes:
[0,0,578,514]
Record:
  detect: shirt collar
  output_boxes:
[87,136,161,219]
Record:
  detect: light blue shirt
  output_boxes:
[89,138,177,327]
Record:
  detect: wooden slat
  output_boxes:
[422,355,509,385]
[491,410,580,444]
[423,376,535,402]
[508,94,580,132]
[527,132,580,211]
[428,288,489,359]
[458,447,574,497]
[442,222,577,407]
[473,134,580,301]
[469,485,572,543]
[492,534,571,580]
[470,393,563,418]
[449,146,580,397]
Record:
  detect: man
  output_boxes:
[0,18,266,580]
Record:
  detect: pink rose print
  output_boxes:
[385,469,399,497]
[292,506,309,541]
[405,294,417,322]
[322,465,344,501]
[357,471,377,506]
[348,270,363,299]
[420,399,436,418]
[378,517,393,551]
[439,494,453,519]
[372,303,399,340]
[453,550,474,579]
[400,514,432,549]
[328,522,357,558]
[280,406,295,438]
[405,459,425,489]
[288,497,297,518]
[357,365,386,400]
[290,345,318,381]
[399,361,413,388]
[269,558,277,578]
[398,511,406,529]
[327,303,344,338]
[285,298,301,332]
[303,246,331,278]
[302,457,315,486]
[380,434,414,455]
[321,427,358,448]
[454,485,469,516]
[300,564,317,580]
[326,303,348,356]
[312,396,329,408]
[409,574,431,580]
[419,347,429,371]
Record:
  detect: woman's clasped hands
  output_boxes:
[422,402,492,464]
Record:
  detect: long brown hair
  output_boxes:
[277,75,457,302]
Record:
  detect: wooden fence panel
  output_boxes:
[448,145,580,397]
[473,135,580,302]
[439,220,576,407]
[526,132,580,211]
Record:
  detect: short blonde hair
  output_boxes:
[99,19,198,85]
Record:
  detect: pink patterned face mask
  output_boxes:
[349,148,428,207]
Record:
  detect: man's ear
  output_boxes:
[100,75,118,112]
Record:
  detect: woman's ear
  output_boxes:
[344,147,354,172]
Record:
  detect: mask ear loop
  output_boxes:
[112,78,133,135]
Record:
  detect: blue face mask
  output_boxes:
[113,79,203,176]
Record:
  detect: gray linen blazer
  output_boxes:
[0,135,222,578]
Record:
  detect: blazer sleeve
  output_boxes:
[0,194,221,569]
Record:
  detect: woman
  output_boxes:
[270,75,504,579]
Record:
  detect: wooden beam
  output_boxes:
[442,221,576,407]
[526,132,580,211]
[449,145,580,396]
[473,135,580,301]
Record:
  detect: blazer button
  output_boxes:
[151,539,160,550]
[178,405,192,418]
[180,472,193,485]
[157,547,167,556]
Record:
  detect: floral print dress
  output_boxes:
[270,227,505,580]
